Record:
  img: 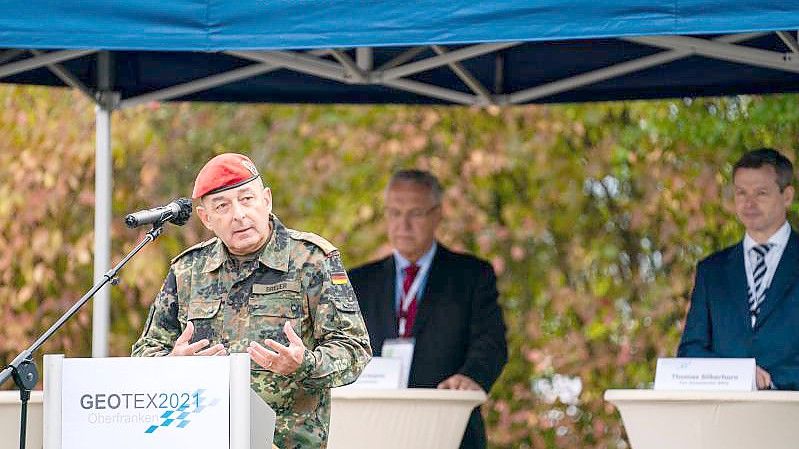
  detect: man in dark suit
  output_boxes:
[679,148,799,390]
[349,170,508,449]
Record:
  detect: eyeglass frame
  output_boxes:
[383,204,441,221]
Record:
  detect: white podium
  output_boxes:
[0,354,275,449]
[328,388,486,449]
[605,389,799,449]
[0,387,276,449]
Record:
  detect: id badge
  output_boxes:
[382,338,415,388]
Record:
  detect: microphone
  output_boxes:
[125,198,193,228]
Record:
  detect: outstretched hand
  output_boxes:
[247,321,306,375]
[169,321,227,356]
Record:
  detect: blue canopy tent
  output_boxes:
[4,2,799,105]
[2,0,799,353]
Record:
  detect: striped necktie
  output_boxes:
[748,243,773,327]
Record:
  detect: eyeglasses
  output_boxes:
[383,205,440,221]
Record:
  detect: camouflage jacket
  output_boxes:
[132,215,372,449]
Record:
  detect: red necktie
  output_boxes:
[399,264,420,337]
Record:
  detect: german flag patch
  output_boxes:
[331,272,349,285]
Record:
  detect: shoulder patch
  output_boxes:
[288,229,338,256]
[171,237,218,264]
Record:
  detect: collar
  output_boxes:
[393,241,438,273]
[201,214,291,273]
[743,221,791,254]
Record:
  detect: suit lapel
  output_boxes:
[724,242,753,333]
[379,256,399,341]
[755,231,799,329]
[412,244,447,336]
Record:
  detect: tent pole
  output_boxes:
[92,103,111,358]
[356,47,373,71]
[92,51,115,358]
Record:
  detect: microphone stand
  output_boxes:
[0,222,167,449]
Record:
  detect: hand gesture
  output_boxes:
[169,321,227,356]
[247,321,306,375]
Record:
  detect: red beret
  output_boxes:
[192,153,261,199]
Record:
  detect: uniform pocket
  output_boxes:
[188,300,222,319]
[249,292,305,369]
[186,299,222,343]
[250,293,303,318]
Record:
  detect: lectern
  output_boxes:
[605,389,799,449]
[38,354,274,449]
[328,388,486,449]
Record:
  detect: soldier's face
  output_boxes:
[197,180,273,256]
[384,181,441,263]
[734,166,793,241]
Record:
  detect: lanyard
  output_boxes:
[398,262,430,336]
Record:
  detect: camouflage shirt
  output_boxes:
[132,215,372,449]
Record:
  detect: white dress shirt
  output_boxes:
[393,242,437,313]
[743,220,791,319]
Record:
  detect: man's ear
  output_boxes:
[783,185,795,206]
[262,187,273,214]
[196,204,214,232]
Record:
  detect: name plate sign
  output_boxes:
[654,357,756,391]
[338,357,402,389]
[61,357,230,449]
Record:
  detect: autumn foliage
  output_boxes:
[2,85,799,448]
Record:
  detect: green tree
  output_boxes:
[2,85,799,448]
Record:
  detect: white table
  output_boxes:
[605,389,799,449]
[329,388,486,449]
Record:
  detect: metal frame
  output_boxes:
[0,30,797,354]
[624,35,799,74]
[0,50,95,79]
[504,33,764,105]
[5,33,791,110]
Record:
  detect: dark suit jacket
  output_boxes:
[349,244,508,449]
[678,230,799,390]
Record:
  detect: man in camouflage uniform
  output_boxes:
[132,153,372,449]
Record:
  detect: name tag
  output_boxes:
[336,357,403,390]
[252,281,301,295]
[382,338,415,388]
[654,357,756,391]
